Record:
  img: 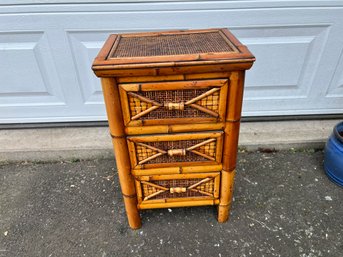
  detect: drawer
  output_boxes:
[127,132,223,169]
[135,172,220,209]
[119,79,228,126]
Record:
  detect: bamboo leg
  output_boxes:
[218,71,245,223]
[101,77,141,229]
[218,170,235,222]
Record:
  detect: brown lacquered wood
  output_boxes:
[128,131,222,143]
[139,197,218,205]
[217,70,245,222]
[92,34,117,66]
[118,74,184,83]
[224,121,241,169]
[131,117,217,127]
[131,164,222,176]
[116,72,232,84]
[139,199,220,209]
[118,86,131,126]
[136,161,222,170]
[93,62,254,77]
[139,172,219,181]
[135,179,143,204]
[93,28,254,229]
[227,71,245,122]
[117,28,231,38]
[101,78,141,229]
[121,79,227,91]
[218,170,236,222]
[185,72,231,80]
[125,123,225,135]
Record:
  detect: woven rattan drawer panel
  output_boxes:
[119,79,228,126]
[127,132,223,169]
[135,173,220,209]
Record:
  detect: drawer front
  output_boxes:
[127,132,223,169]
[135,172,220,206]
[119,79,228,126]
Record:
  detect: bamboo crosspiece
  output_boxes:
[135,138,217,165]
[141,177,216,201]
[128,87,221,120]
[92,28,254,229]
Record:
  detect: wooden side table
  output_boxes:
[92,28,255,229]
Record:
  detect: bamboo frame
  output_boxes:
[218,71,245,223]
[121,79,227,91]
[128,131,222,143]
[135,178,143,204]
[93,62,254,77]
[138,172,219,181]
[116,72,231,84]
[93,28,254,229]
[100,78,141,229]
[130,117,217,127]
[139,199,220,210]
[131,164,223,176]
[226,72,245,122]
[135,161,222,170]
[125,123,225,135]
[139,196,219,205]
[217,170,236,222]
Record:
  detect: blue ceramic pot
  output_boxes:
[324,121,343,187]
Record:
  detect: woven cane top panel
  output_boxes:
[110,32,234,58]
[92,28,255,73]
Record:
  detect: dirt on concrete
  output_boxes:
[0,151,342,257]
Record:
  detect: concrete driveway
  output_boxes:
[0,150,342,257]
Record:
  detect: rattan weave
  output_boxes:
[135,139,216,164]
[128,89,220,120]
[142,178,215,200]
[111,32,233,58]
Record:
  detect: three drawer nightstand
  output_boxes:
[92,28,255,229]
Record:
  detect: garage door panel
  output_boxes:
[236,25,330,100]
[0,2,343,123]
[326,50,343,98]
[0,31,65,107]
[67,31,110,105]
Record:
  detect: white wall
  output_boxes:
[1,1,343,123]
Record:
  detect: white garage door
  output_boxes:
[1,1,343,123]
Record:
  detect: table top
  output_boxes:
[92,28,255,70]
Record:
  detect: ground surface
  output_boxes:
[0,151,342,257]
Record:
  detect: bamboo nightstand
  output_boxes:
[92,28,255,229]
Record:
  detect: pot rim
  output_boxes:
[333,121,343,144]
